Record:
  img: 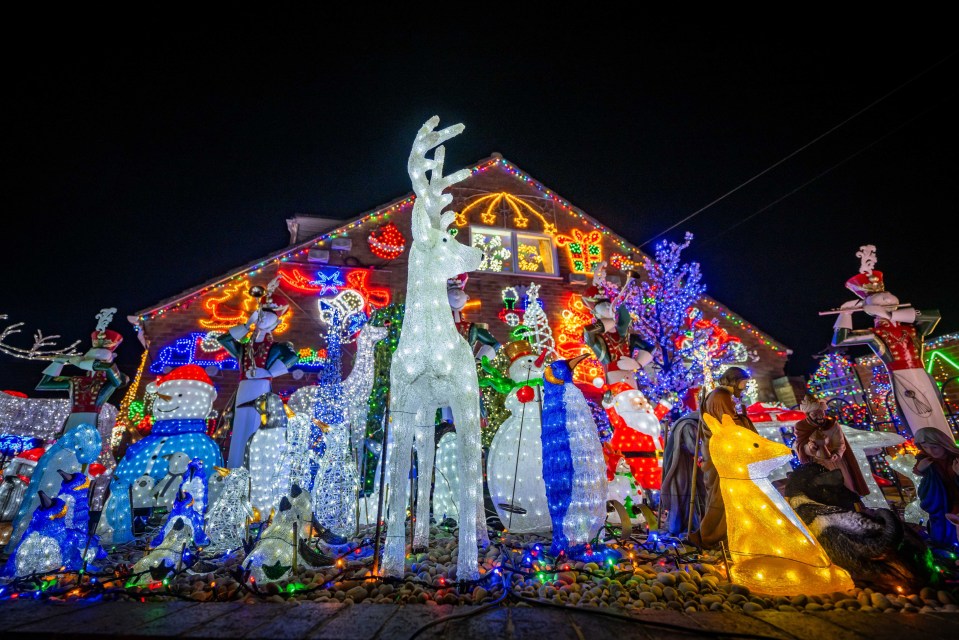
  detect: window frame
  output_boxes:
[469,225,560,278]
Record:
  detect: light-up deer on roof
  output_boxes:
[381,117,488,581]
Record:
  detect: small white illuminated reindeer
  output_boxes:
[382,116,488,580]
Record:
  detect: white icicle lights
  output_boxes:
[382,116,488,581]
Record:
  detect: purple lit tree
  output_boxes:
[620,232,746,405]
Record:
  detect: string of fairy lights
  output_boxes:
[134,157,782,362]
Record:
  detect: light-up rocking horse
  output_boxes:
[380,116,488,581]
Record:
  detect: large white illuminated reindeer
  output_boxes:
[381,116,488,581]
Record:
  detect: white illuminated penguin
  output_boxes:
[152,452,192,512]
[245,392,290,519]
[486,341,551,534]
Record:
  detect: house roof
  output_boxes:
[130,154,791,355]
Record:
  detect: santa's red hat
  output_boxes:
[845,270,884,299]
[447,273,468,291]
[90,329,123,351]
[155,364,213,387]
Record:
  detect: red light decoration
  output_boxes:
[200,278,291,335]
[17,448,46,462]
[556,228,603,274]
[609,253,640,273]
[368,221,406,260]
[516,385,535,403]
[345,270,392,311]
[2,390,28,398]
[278,268,390,313]
[556,293,604,384]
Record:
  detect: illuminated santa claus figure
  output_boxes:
[102,364,223,544]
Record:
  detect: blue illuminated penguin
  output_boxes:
[2,491,80,578]
[540,354,608,557]
[5,423,101,554]
[151,489,210,548]
[57,470,106,565]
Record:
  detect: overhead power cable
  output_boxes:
[638,50,956,249]
[696,96,953,248]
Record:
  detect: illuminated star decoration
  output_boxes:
[309,269,345,295]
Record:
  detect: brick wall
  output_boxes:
[136,158,789,417]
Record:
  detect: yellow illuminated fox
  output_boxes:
[703,412,854,596]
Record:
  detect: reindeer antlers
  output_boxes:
[0,313,82,361]
[408,116,470,226]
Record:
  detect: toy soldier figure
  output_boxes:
[218,280,298,468]
[831,245,952,442]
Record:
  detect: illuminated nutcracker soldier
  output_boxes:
[217,279,298,468]
[37,308,129,465]
[831,245,953,441]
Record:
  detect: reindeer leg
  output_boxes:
[449,393,482,581]
[382,407,414,578]
[412,413,435,551]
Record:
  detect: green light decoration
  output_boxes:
[360,302,405,495]
[479,348,512,449]
[926,350,959,378]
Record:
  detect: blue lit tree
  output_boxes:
[623,232,745,405]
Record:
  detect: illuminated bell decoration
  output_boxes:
[368,221,407,260]
[702,413,854,596]
[839,425,904,510]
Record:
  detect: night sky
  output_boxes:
[1,18,956,394]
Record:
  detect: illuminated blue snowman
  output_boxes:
[102,364,222,544]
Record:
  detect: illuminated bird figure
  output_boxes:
[540,354,608,557]
[57,470,105,565]
[246,392,290,518]
[151,490,209,549]
[131,517,194,586]
[5,423,100,553]
[205,466,254,554]
[1,491,75,578]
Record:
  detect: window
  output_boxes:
[469,225,559,276]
